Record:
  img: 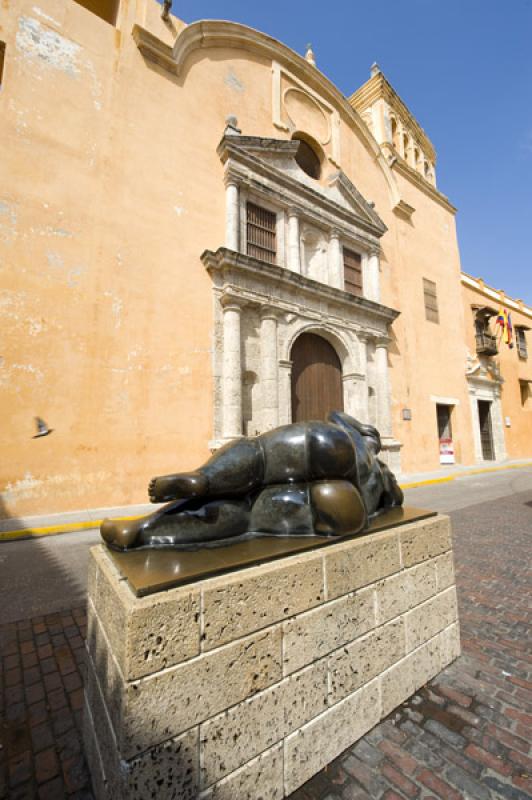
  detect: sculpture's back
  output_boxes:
[101,412,403,550]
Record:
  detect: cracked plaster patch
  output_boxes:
[224,67,245,93]
[16,17,81,76]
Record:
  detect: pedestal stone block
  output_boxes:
[84,514,461,799]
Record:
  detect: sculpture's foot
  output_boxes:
[100,516,147,549]
[101,498,252,550]
[148,471,208,503]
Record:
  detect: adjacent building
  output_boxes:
[461,274,532,463]
[1,0,530,518]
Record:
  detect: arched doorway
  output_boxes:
[291,332,343,422]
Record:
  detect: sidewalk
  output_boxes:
[0,482,531,799]
[2,459,532,543]
[399,457,532,489]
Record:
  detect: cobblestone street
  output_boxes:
[1,477,531,799]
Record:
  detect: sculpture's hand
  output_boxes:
[148,472,208,503]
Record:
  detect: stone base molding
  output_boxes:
[84,516,460,799]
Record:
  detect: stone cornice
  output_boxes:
[390,156,456,214]
[461,273,532,320]
[201,247,400,326]
[350,72,436,163]
[466,373,503,392]
[218,136,387,242]
[131,20,403,211]
[132,25,177,74]
[222,136,300,158]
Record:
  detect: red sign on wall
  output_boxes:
[439,438,455,464]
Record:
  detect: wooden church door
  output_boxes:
[291,333,343,422]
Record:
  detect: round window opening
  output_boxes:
[293,136,321,180]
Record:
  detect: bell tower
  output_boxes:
[350,64,437,186]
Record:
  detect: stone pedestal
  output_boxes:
[84,516,460,800]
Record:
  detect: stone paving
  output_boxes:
[0,489,531,799]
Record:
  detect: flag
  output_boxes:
[507,311,513,348]
[495,307,513,348]
[495,307,505,331]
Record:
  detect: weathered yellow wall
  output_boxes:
[1,0,528,519]
[383,175,476,472]
[1,0,218,516]
[461,281,532,459]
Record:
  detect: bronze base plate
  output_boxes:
[108,506,437,597]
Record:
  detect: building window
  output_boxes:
[246,202,277,264]
[293,135,321,180]
[423,278,439,323]
[73,0,119,25]
[436,403,455,464]
[343,248,363,297]
[520,380,532,409]
[516,327,528,359]
[0,42,5,87]
[472,306,498,355]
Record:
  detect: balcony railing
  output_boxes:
[475,331,498,356]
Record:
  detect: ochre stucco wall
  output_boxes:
[1,0,529,518]
[383,174,476,472]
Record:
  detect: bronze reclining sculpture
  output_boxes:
[100,412,403,550]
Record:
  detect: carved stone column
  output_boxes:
[372,334,402,472]
[287,209,301,274]
[278,359,293,425]
[490,390,507,461]
[221,296,244,439]
[397,121,406,160]
[225,179,239,251]
[365,249,381,303]
[260,307,279,431]
[328,229,343,289]
[374,336,392,437]
[342,372,367,420]
[354,332,370,422]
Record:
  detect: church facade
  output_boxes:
[1,0,530,518]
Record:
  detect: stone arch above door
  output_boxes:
[281,321,354,371]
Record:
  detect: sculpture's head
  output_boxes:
[327,411,382,455]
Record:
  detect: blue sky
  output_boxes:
[168,0,532,303]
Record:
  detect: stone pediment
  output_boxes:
[218,134,387,239]
[326,171,386,233]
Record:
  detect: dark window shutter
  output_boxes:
[343,248,363,297]
[423,278,439,323]
[516,328,528,359]
[246,202,277,264]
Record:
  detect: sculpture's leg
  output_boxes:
[149,438,264,502]
[101,497,251,550]
[377,460,404,508]
[148,472,208,503]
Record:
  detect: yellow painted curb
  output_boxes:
[2,460,531,542]
[400,460,532,490]
[400,475,456,489]
[0,515,139,543]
